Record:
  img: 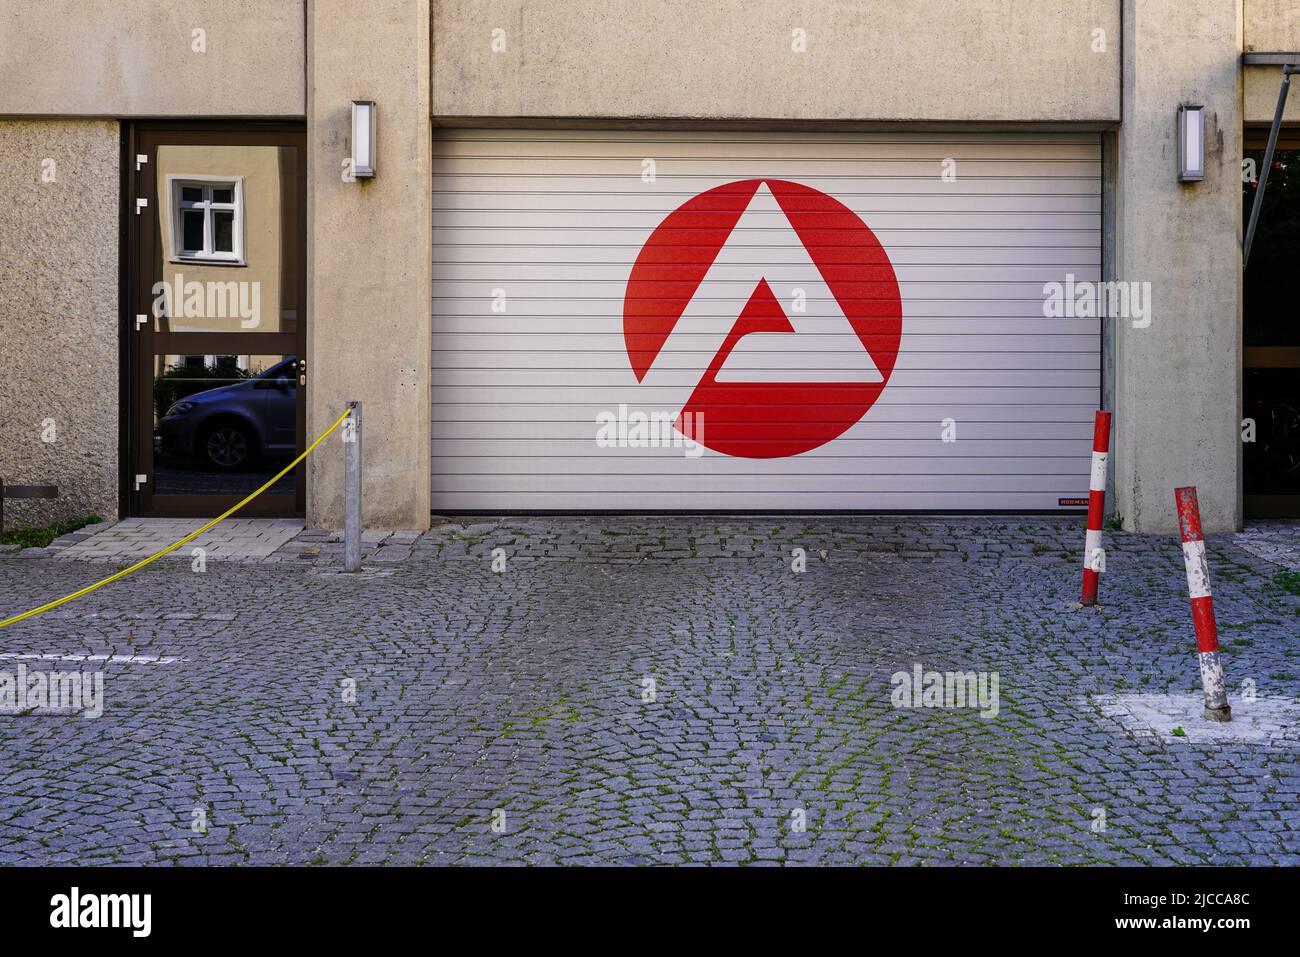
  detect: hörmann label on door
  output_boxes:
[431,130,1101,510]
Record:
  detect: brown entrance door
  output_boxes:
[125,124,306,517]
[1243,129,1300,518]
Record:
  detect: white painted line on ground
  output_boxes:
[0,652,185,665]
[1087,693,1300,746]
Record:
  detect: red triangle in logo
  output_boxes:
[704,278,796,381]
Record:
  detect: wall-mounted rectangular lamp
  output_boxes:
[1177,104,1204,182]
[351,100,376,179]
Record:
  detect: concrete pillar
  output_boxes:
[1114,0,1244,533]
[306,0,431,530]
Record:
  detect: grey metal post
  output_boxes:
[344,401,362,572]
[1244,65,1297,268]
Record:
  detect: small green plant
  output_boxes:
[2,514,103,550]
[1272,570,1300,596]
[1103,514,1125,533]
[1170,726,1187,738]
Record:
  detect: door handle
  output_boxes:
[297,359,307,387]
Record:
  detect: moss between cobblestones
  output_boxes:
[1272,570,1300,596]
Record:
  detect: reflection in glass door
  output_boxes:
[127,127,306,516]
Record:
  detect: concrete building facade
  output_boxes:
[1,1,1296,533]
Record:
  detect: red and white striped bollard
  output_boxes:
[1175,486,1231,722]
[1081,411,1111,606]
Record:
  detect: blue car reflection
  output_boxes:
[154,357,297,470]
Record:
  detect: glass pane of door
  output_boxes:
[152,353,298,497]
[1244,146,1300,348]
[149,145,299,335]
[131,131,304,516]
[1242,138,1300,513]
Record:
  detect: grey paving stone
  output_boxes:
[0,516,1296,865]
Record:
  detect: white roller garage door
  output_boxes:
[432,130,1101,511]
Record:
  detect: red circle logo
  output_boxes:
[623,179,902,458]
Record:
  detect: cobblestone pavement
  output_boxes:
[1,517,1298,866]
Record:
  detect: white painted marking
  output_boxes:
[1089,451,1107,491]
[1083,529,1103,567]
[1181,539,1212,599]
[0,652,184,665]
[1089,693,1300,746]
[1198,650,1227,703]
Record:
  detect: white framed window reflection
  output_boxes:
[167,175,245,264]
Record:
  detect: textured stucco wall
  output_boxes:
[433,0,1121,122]
[1244,0,1300,123]
[0,0,305,117]
[0,121,120,528]
[1114,1,1243,533]
[307,0,432,530]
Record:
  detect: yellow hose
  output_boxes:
[0,406,354,630]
